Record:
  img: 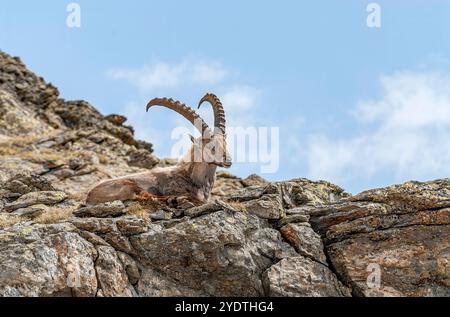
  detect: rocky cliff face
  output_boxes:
[0,51,448,297]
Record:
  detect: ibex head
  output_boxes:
[147,93,232,168]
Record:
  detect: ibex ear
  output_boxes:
[189,134,195,143]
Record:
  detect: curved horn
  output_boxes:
[198,93,226,134]
[147,98,212,136]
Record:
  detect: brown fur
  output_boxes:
[86,94,231,206]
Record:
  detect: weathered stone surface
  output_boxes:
[150,210,173,221]
[263,257,351,297]
[241,174,269,187]
[184,202,222,218]
[11,204,48,218]
[0,223,98,297]
[276,213,310,227]
[130,210,297,296]
[243,194,285,220]
[117,251,141,285]
[4,191,67,212]
[309,179,450,297]
[280,223,327,264]
[0,173,55,196]
[70,217,117,234]
[74,201,125,218]
[116,216,148,236]
[95,246,135,297]
[136,267,206,297]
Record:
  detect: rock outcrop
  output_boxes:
[0,51,448,297]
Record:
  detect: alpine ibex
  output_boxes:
[86,93,232,205]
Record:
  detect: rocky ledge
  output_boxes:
[0,51,449,297]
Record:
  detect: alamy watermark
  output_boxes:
[366,263,381,290]
[66,3,81,28]
[169,120,280,174]
[366,3,381,28]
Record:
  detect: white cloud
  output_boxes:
[306,71,450,186]
[219,86,261,127]
[221,86,259,112]
[107,60,228,93]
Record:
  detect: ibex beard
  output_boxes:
[86,93,232,205]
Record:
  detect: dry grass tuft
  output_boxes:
[0,134,55,156]
[126,202,151,222]
[34,207,74,224]
[0,213,23,229]
[67,191,88,202]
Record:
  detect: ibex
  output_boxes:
[86,93,232,205]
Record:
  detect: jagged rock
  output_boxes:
[211,172,244,197]
[262,257,351,297]
[105,114,127,126]
[0,90,53,136]
[0,223,98,297]
[117,251,141,285]
[275,213,310,227]
[150,210,173,221]
[130,210,297,296]
[184,202,223,218]
[103,231,135,255]
[116,216,148,236]
[244,194,285,220]
[95,246,135,297]
[11,204,48,218]
[127,148,158,169]
[136,267,206,296]
[70,217,117,234]
[4,191,67,212]
[0,173,55,196]
[242,174,268,187]
[78,230,110,247]
[309,179,450,297]
[280,223,327,264]
[277,179,349,207]
[74,201,125,218]
[227,184,285,219]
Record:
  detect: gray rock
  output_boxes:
[70,217,117,234]
[275,213,310,227]
[95,246,135,297]
[262,256,351,297]
[74,201,125,218]
[0,223,98,297]
[116,216,148,236]
[11,204,48,218]
[280,223,327,264]
[0,173,55,196]
[243,194,285,220]
[150,210,173,221]
[184,202,222,218]
[4,191,67,212]
[130,210,297,296]
[136,267,206,297]
[117,252,141,285]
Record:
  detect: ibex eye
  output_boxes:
[211,147,216,154]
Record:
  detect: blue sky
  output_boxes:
[1,0,450,193]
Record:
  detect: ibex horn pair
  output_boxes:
[146,93,226,136]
